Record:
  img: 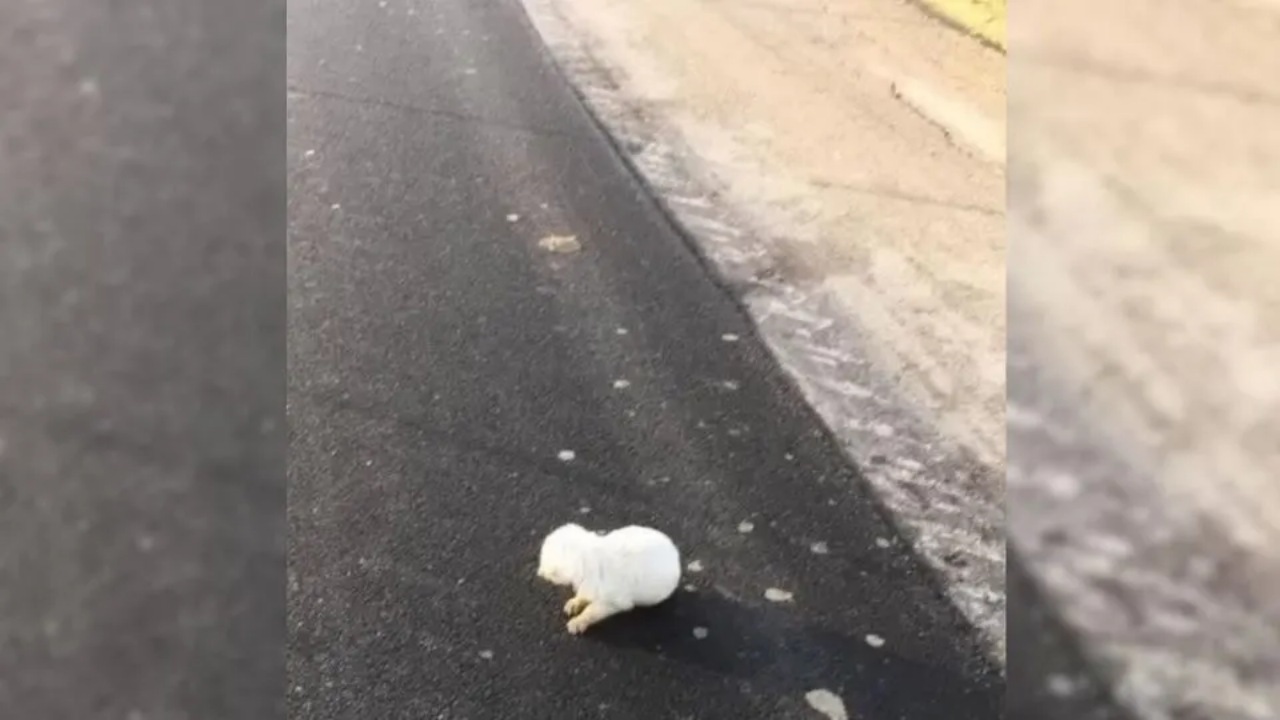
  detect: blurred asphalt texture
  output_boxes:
[0,1,285,719]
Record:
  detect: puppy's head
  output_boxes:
[537,523,593,587]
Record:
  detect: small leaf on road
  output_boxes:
[538,234,581,253]
[804,689,847,720]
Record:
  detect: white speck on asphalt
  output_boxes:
[692,627,709,639]
[612,379,631,389]
[135,534,156,552]
[737,520,754,533]
[875,537,890,548]
[378,0,387,7]
[304,149,316,158]
[871,422,895,437]
[804,689,848,720]
[1046,673,1076,697]
[330,203,340,211]
[764,587,793,602]
[616,327,628,335]
[785,452,795,461]
[557,450,575,462]
[721,333,739,342]
[720,380,741,391]
[506,213,519,222]
[683,583,696,592]
[809,541,829,555]
[579,506,591,515]
[463,68,477,75]
[478,650,494,660]
[865,633,885,648]
[687,560,704,572]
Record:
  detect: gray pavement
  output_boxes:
[0,1,285,719]
[286,0,1000,717]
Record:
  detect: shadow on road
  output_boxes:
[587,589,1003,719]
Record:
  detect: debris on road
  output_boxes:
[538,234,581,253]
[803,689,848,720]
[764,587,793,602]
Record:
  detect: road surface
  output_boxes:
[286,0,1001,718]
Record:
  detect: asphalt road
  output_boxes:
[286,0,1000,718]
[1,1,285,719]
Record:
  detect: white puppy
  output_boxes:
[537,523,682,635]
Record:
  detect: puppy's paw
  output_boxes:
[566,615,591,635]
[563,596,589,617]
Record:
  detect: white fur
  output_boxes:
[536,523,681,634]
